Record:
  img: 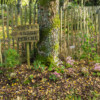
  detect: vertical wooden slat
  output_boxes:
[95,8,98,53]
[79,7,82,56]
[7,6,10,48]
[64,9,66,34]
[60,7,62,53]
[74,7,77,57]
[79,7,81,58]
[11,6,15,49]
[27,42,30,68]
[67,8,69,56]
[83,7,86,43]
[25,6,27,25]
[0,39,2,63]
[29,1,32,24]
[15,6,18,26]
[20,7,25,57]
[20,7,23,25]
[2,6,5,49]
[15,6,19,53]
[81,7,83,45]
[98,10,100,54]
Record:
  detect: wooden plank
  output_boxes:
[7,6,10,48]
[83,7,86,43]
[2,6,5,49]
[95,7,98,53]
[20,7,23,25]
[15,6,18,26]
[0,39,2,64]
[98,10,100,54]
[60,7,62,53]
[71,8,74,56]
[11,6,15,49]
[27,42,30,68]
[15,6,19,53]
[29,2,32,24]
[24,6,27,25]
[64,10,66,34]
[67,8,69,56]
[13,24,39,30]
[74,7,77,56]
[19,7,24,58]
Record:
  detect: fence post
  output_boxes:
[0,40,2,64]
[60,7,62,53]
[2,6,5,49]
[98,10,100,54]
[27,42,30,68]
[7,6,10,48]
[64,9,66,34]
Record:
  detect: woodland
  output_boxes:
[0,0,100,100]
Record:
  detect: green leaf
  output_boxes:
[97,72,100,76]
[0,70,3,74]
[92,72,97,76]
[48,67,53,71]
[29,75,34,80]
[23,79,30,85]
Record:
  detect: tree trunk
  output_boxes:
[37,0,60,65]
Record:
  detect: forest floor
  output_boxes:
[0,60,100,100]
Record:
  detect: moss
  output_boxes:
[54,43,59,51]
[47,55,56,66]
[52,15,60,28]
[40,14,60,42]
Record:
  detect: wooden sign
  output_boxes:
[12,24,39,68]
[12,24,39,42]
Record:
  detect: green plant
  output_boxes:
[33,60,45,72]
[49,74,58,81]
[55,66,65,73]
[48,64,53,71]
[66,63,73,68]
[4,49,20,67]
[49,71,61,81]
[80,34,96,60]
[0,63,4,67]
[0,70,3,74]
[23,79,30,85]
[97,72,100,76]
[92,72,100,76]
[92,72,97,76]
[82,72,89,77]
[94,55,100,63]
[29,74,34,80]
[66,94,81,100]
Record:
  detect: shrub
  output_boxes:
[55,66,65,73]
[49,71,61,81]
[4,49,20,67]
[33,60,45,72]
[66,56,75,68]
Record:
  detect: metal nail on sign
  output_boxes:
[12,24,39,42]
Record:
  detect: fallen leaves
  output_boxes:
[0,61,100,100]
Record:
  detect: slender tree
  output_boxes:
[37,0,60,65]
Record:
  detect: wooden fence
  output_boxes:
[0,4,38,63]
[60,6,100,58]
[1,4,100,63]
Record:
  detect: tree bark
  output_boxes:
[37,0,60,65]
